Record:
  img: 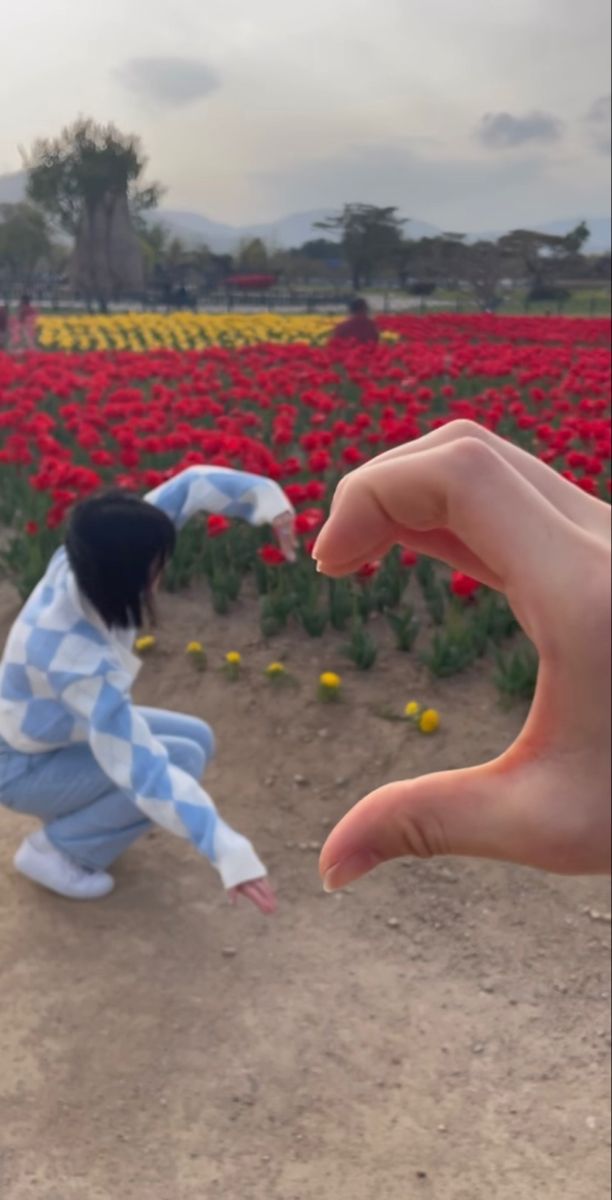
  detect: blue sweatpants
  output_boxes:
[0,708,215,870]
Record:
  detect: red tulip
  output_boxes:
[259,544,285,566]
[356,561,380,580]
[308,450,332,473]
[207,515,231,538]
[451,572,482,600]
[295,508,325,535]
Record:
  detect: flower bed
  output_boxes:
[1,314,609,694]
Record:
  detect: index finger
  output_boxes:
[312,436,585,610]
[355,420,611,542]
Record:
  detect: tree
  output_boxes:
[138,224,213,301]
[461,240,506,310]
[139,220,169,281]
[237,237,269,272]
[397,232,468,292]
[316,204,406,289]
[563,220,590,255]
[498,222,589,295]
[299,238,342,263]
[0,202,51,294]
[26,118,162,311]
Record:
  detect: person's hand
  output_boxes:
[273,511,297,562]
[312,420,611,887]
[228,876,278,915]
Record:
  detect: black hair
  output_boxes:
[65,491,176,629]
[349,297,368,316]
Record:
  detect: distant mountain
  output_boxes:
[1,169,610,252]
[151,209,444,251]
[477,216,612,253]
[149,209,246,252]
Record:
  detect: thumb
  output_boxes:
[319,765,516,890]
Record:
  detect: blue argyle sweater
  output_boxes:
[0,467,292,889]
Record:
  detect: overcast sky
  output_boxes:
[2,0,610,228]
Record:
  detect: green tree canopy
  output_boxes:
[0,202,52,294]
[25,118,161,309]
[316,204,406,289]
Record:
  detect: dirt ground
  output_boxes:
[0,580,610,1200]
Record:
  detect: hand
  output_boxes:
[273,511,297,562]
[228,876,278,915]
[312,420,611,887]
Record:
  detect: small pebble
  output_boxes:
[308,841,322,852]
[387,917,400,929]
[588,909,611,923]
[472,1042,486,1055]
[293,774,308,785]
[222,947,237,958]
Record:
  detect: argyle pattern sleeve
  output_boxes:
[145,465,293,528]
[57,660,267,890]
[0,551,266,889]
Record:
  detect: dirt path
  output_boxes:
[0,583,610,1200]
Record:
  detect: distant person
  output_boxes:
[8,294,37,353]
[0,303,8,351]
[176,284,189,310]
[330,298,380,346]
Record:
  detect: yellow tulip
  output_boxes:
[419,708,441,734]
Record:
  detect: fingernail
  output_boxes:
[322,850,381,893]
[315,561,322,573]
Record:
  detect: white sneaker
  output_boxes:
[14,831,115,900]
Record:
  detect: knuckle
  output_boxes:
[446,434,500,480]
[398,806,449,859]
[442,418,490,445]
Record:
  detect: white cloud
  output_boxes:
[115,57,220,108]
[478,111,564,150]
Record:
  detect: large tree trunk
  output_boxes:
[72,191,144,309]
